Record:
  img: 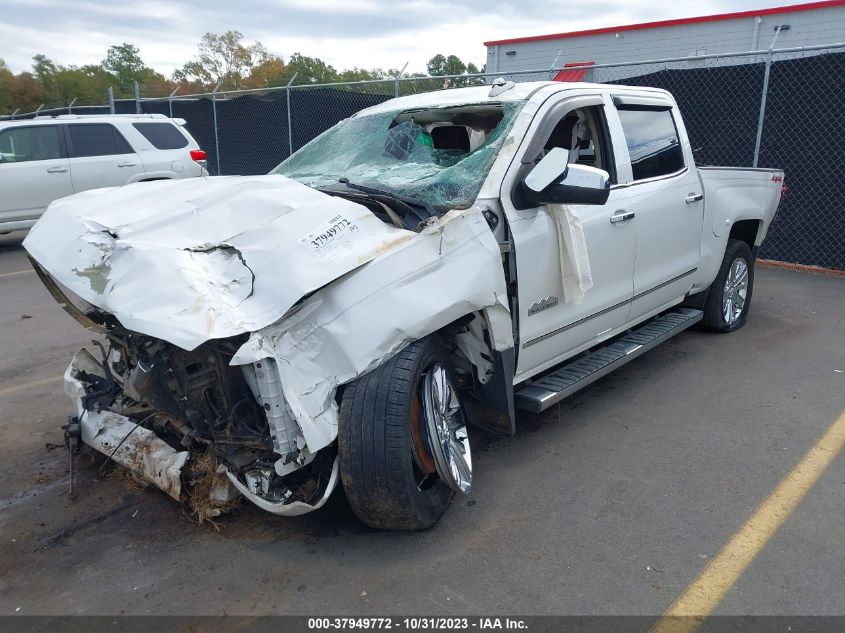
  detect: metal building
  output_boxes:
[484,0,845,78]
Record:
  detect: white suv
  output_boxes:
[0,114,208,233]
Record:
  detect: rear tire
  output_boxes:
[338,336,463,530]
[702,239,754,332]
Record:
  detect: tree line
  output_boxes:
[0,31,486,115]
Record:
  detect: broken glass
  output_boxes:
[273,101,523,212]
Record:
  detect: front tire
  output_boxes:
[702,239,755,332]
[338,336,471,530]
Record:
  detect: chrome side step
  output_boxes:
[514,308,703,413]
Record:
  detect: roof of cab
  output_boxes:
[355,81,673,116]
[357,82,557,116]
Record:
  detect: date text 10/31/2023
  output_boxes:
[307,617,528,630]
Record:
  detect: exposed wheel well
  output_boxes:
[729,219,761,250]
[333,310,515,435]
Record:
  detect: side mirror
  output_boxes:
[518,151,611,207]
[524,147,570,192]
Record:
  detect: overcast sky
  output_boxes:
[1,0,804,76]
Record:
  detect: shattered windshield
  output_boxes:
[272,101,523,211]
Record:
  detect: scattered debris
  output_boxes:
[183,450,240,526]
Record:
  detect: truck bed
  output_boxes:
[698,166,784,242]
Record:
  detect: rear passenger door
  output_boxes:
[607,97,703,323]
[0,125,73,223]
[65,123,145,192]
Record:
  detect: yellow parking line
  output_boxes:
[0,269,33,279]
[0,375,63,398]
[652,407,845,633]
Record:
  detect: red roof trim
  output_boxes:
[483,1,845,46]
[553,61,595,82]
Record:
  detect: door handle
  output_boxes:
[46,166,68,173]
[117,161,137,167]
[685,193,704,204]
[610,211,635,224]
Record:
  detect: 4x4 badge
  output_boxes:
[528,296,559,316]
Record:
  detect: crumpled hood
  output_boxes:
[24,175,413,350]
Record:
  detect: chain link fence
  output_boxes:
[3,45,843,269]
[593,46,845,270]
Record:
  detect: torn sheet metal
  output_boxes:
[65,349,189,500]
[231,206,513,456]
[80,410,188,501]
[64,349,188,500]
[455,317,494,385]
[24,175,413,351]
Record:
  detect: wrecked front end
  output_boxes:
[21,175,415,517]
[63,331,338,516]
[24,173,514,519]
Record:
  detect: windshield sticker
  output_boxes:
[301,214,363,259]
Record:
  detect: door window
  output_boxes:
[67,124,134,157]
[616,108,684,181]
[0,126,62,162]
[534,106,616,183]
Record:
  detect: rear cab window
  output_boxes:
[616,107,684,181]
[67,124,134,157]
[132,122,189,149]
[0,126,63,162]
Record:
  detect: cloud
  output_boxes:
[0,0,802,76]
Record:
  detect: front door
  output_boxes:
[501,95,637,381]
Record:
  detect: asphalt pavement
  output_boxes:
[1,229,843,617]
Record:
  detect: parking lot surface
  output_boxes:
[1,230,843,616]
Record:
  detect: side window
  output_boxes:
[535,106,615,183]
[68,124,134,157]
[617,108,684,181]
[132,122,189,149]
[0,126,62,163]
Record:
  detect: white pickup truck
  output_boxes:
[24,80,784,530]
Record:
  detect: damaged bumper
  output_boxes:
[65,349,188,501]
[226,459,339,516]
[78,410,189,501]
[65,348,339,516]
